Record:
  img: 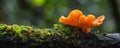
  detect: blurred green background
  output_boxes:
[0,0,119,33]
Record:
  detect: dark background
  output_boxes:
[0,0,119,33]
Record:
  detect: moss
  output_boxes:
[0,23,119,48]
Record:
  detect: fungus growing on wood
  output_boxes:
[59,10,105,33]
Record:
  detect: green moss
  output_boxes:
[0,23,77,42]
[0,23,114,48]
[0,24,6,30]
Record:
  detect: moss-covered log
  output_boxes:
[0,24,119,48]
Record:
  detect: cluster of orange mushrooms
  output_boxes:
[59,10,105,33]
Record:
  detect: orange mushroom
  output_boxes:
[79,15,96,33]
[59,10,105,33]
[59,10,83,27]
[91,15,105,27]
